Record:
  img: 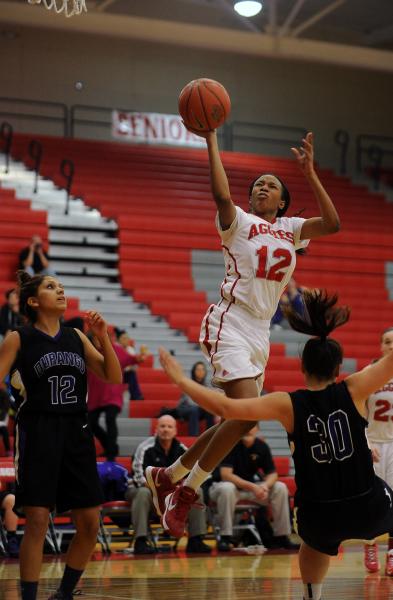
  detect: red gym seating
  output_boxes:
[7,133,393,415]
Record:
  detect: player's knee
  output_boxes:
[2,494,15,510]
[76,512,100,540]
[25,511,49,537]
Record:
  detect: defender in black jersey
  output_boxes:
[159,290,393,600]
[0,272,122,600]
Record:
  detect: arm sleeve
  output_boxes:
[215,205,245,243]
[288,217,310,251]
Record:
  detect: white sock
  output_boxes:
[183,462,211,491]
[303,583,322,600]
[165,458,190,483]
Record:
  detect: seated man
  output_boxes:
[19,234,54,276]
[209,426,298,551]
[126,415,210,555]
[0,480,19,558]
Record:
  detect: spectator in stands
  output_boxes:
[88,334,139,461]
[209,426,297,552]
[0,289,24,337]
[0,481,19,558]
[114,329,146,400]
[0,387,12,457]
[19,234,55,276]
[271,278,306,329]
[126,415,211,555]
[176,362,215,436]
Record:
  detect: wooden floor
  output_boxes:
[2,543,393,599]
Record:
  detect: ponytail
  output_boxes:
[284,289,350,380]
[16,270,46,323]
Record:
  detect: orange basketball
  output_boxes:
[178,78,231,133]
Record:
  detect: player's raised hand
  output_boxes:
[159,347,185,385]
[182,121,216,140]
[85,310,108,339]
[291,132,315,178]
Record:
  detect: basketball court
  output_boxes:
[1,542,393,599]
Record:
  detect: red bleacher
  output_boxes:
[9,132,393,372]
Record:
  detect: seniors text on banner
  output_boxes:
[112,110,205,148]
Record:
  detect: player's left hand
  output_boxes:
[291,132,315,178]
[85,310,107,339]
[159,347,185,385]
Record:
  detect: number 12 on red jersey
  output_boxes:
[256,246,292,282]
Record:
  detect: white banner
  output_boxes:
[111,110,205,148]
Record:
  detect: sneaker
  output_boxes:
[6,535,19,558]
[134,536,157,555]
[385,550,393,576]
[162,485,198,538]
[48,590,82,599]
[185,535,212,554]
[217,535,233,552]
[145,466,176,517]
[364,543,380,573]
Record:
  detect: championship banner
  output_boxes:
[112,110,205,148]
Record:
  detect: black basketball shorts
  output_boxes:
[14,412,103,514]
[294,477,393,556]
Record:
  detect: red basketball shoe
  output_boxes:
[385,550,393,576]
[162,484,199,538]
[364,543,380,573]
[145,466,176,517]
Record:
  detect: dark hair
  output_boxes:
[16,270,46,323]
[115,328,127,339]
[284,289,350,381]
[382,327,393,339]
[5,288,16,300]
[191,361,207,383]
[248,173,291,218]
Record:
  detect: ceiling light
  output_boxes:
[234,1,262,18]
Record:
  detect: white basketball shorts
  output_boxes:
[200,300,270,387]
[372,441,393,489]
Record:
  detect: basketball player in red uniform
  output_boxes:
[146,129,341,538]
[364,327,393,575]
[160,290,393,600]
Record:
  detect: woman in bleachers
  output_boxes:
[159,290,393,600]
[88,331,140,461]
[176,361,215,436]
[146,130,341,539]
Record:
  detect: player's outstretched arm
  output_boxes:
[346,350,393,413]
[184,125,236,230]
[159,348,293,431]
[76,311,122,384]
[292,132,340,240]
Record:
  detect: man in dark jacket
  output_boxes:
[126,414,210,555]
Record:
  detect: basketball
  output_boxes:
[178,78,231,133]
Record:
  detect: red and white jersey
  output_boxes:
[367,378,393,443]
[216,206,310,319]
